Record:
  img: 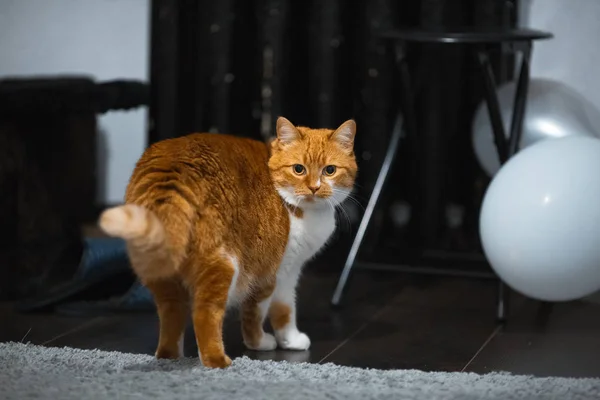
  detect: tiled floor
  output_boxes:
[2,268,600,377]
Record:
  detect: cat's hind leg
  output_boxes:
[146,278,189,359]
[190,252,236,368]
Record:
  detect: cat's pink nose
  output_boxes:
[308,185,320,194]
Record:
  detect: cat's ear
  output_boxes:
[276,117,302,145]
[330,119,356,153]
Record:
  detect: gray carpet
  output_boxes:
[1,342,599,400]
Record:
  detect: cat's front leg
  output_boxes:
[269,269,311,351]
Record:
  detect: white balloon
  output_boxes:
[480,136,600,301]
[472,78,600,176]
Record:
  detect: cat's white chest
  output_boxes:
[280,208,336,272]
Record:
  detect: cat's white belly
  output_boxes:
[225,207,336,307]
[278,207,336,276]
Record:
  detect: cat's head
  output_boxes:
[268,117,358,209]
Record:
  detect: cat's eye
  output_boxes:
[293,164,306,175]
[323,165,336,176]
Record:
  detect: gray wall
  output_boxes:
[521,0,600,114]
[0,0,149,204]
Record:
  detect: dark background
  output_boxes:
[0,0,517,296]
[149,0,517,268]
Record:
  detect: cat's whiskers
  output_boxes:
[324,198,335,216]
[331,188,364,211]
[293,196,302,214]
[335,200,353,233]
[323,197,347,233]
[344,194,364,210]
[279,196,287,209]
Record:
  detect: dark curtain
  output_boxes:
[148,0,517,269]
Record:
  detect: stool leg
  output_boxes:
[477,49,512,323]
[508,43,532,157]
[497,44,532,323]
[497,280,507,322]
[478,44,534,323]
[331,112,405,307]
[477,51,509,164]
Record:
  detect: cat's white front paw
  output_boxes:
[246,332,277,351]
[276,331,311,351]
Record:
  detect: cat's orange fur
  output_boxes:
[99,117,357,368]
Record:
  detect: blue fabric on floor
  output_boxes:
[77,237,131,279]
[17,237,154,312]
[55,238,155,313]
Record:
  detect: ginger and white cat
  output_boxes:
[99,117,357,368]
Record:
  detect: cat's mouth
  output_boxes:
[297,193,328,202]
[291,194,330,209]
[277,187,336,209]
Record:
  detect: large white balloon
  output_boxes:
[473,79,600,176]
[480,136,600,302]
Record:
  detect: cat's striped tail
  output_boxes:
[99,204,189,281]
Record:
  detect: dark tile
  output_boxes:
[465,299,600,377]
[45,313,161,355]
[44,270,405,364]
[45,311,342,364]
[0,303,100,345]
[323,278,502,371]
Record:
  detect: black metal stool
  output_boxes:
[331,28,553,321]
